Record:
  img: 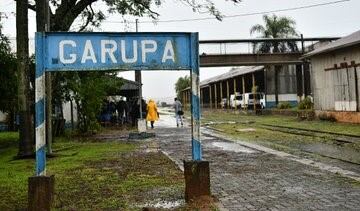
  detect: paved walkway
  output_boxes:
[153,112,360,211]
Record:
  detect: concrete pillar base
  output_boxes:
[28,175,55,211]
[183,160,210,202]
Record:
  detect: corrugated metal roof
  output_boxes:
[120,78,140,90]
[200,66,264,87]
[303,30,360,58]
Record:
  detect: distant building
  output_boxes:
[181,65,309,109]
[0,111,7,131]
[303,30,360,123]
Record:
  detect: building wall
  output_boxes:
[266,94,298,108]
[62,100,78,128]
[311,45,360,112]
[0,112,7,131]
[265,65,299,107]
[198,64,306,109]
[0,111,6,122]
[265,65,298,94]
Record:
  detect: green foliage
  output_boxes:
[0,18,17,114]
[46,0,241,32]
[298,97,313,110]
[202,110,360,136]
[63,72,123,133]
[0,132,184,210]
[175,75,191,100]
[277,102,292,109]
[250,14,299,53]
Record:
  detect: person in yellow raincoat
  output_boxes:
[146,99,158,129]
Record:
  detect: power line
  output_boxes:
[103,0,351,24]
[1,0,352,25]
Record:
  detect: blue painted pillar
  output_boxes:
[35,32,46,176]
[190,33,202,160]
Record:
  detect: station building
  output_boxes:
[181,64,310,109]
[303,30,360,123]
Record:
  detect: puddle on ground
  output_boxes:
[138,200,184,209]
[299,143,360,164]
[236,128,256,132]
[212,142,257,153]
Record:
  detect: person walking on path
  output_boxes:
[146,99,158,129]
[173,98,184,127]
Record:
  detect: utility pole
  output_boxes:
[36,0,52,154]
[16,0,33,157]
[135,19,144,123]
[301,34,306,100]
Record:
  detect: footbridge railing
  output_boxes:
[199,37,339,67]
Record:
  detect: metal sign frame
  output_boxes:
[35,32,201,176]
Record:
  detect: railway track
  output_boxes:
[203,122,360,166]
[258,123,360,144]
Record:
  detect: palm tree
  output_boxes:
[250,14,299,53]
[250,14,299,106]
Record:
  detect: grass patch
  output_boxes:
[0,132,184,210]
[202,110,360,137]
[202,110,360,162]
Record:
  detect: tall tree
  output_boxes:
[0,18,18,131]
[250,14,298,105]
[23,0,240,136]
[175,75,191,100]
[17,0,34,157]
[250,14,298,53]
[26,0,240,32]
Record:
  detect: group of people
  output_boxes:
[100,97,184,129]
[99,97,145,126]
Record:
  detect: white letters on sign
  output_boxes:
[81,40,97,63]
[59,40,76,64]
[141,40,157,63]
[101,40,117,63]
[121,40,138,63]
[162,40,175,63]
[59,39,175,64]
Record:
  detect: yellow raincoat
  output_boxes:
[146,99,158,121]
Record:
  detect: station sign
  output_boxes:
[35,32,201,177]
[37,32,197,71]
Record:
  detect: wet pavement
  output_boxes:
[152,110,360,211]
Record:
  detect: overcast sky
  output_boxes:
[1,0,359,103]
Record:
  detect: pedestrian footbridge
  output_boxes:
[199,37,339,67]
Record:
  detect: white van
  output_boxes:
[230,92,244,108]
[244,92,266,109]
[230,92,266,109]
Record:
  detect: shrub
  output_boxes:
[277,102,292,109]
[318,113,336,122]
[298,97,313,110]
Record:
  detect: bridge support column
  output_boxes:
[302,63,305,100]
[242,76,246,109]
[275,66,279,105]
[201,89,204,109]
[214,84,217,109]
[185,91,187,109]
[209,85,212,109]
[226,80,230,109]
[252,73,256,111]
[233,78,237,110]
[220,82,223,108]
